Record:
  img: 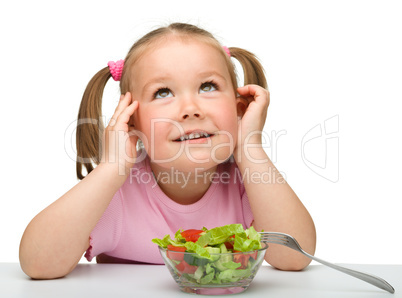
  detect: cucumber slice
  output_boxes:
[213,244,233,271]
[205,247,220,261]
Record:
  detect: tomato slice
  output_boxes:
[176,260,198,274]
[224,241,234,250]
[249,251,258,260]
[233,249,259,268]
[233,252,251,269]
[180,229,204,242]
[166,245,186,261]
[187,234,202,242]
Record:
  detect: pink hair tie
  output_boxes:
[108,60,124,81]
[223,46,231,57]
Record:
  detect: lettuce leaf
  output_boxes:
[232,226,262,251]
[184,241,212,259]
[246,226,261,242]
[151,233,186,248]
[152,224,262,255]
[222,261,242,269]
[151,234,173,248]
[196,224,245,247]
[233,233,262,252]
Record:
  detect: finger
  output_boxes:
[237,85,270,106]
[114,100,139,129]
[237,85,261,97]
[237,85,258,105]
[109,92,132,127]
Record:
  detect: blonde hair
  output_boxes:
[76,22,267,179]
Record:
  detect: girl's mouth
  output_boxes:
[174,132,214,142]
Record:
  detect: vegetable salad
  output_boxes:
[152,224,264,284]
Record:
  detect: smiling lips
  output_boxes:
[174,131,214,143]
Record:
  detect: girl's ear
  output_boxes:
[236,97,248,118]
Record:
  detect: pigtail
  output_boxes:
[76,67,112,180]
[229,47,268,89]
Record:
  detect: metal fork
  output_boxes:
[260,232,395,294]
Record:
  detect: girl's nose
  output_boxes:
[183,113,200,119]
[180,97,204,120]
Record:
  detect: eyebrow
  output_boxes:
[144,71,227,89]
[143,76,171,92]
[197,71,228,82]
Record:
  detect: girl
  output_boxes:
[19,23,316,279]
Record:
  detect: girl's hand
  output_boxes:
[235,85,270,152]
[101,92,139,176]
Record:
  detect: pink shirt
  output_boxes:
[85,154,254,264]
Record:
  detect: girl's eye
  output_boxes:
[154,88,173,99]
[200,82,217,93]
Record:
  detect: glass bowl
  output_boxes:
[158,243,268,295]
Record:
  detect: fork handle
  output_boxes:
[303,252,395,294]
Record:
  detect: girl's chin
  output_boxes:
[151,154,231,172]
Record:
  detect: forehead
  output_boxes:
[131,37,229,79]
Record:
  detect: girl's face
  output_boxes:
[131,38,239,172]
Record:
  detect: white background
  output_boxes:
[1,0,401,265]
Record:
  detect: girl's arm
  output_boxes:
[234,85,316,271]
[19,93,138,279]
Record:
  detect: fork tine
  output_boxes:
[260,237,288,243]
[261,234,288,239]
[260,232,290,244]
[260,240,289,246]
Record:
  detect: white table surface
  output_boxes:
[0,263,400,297]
